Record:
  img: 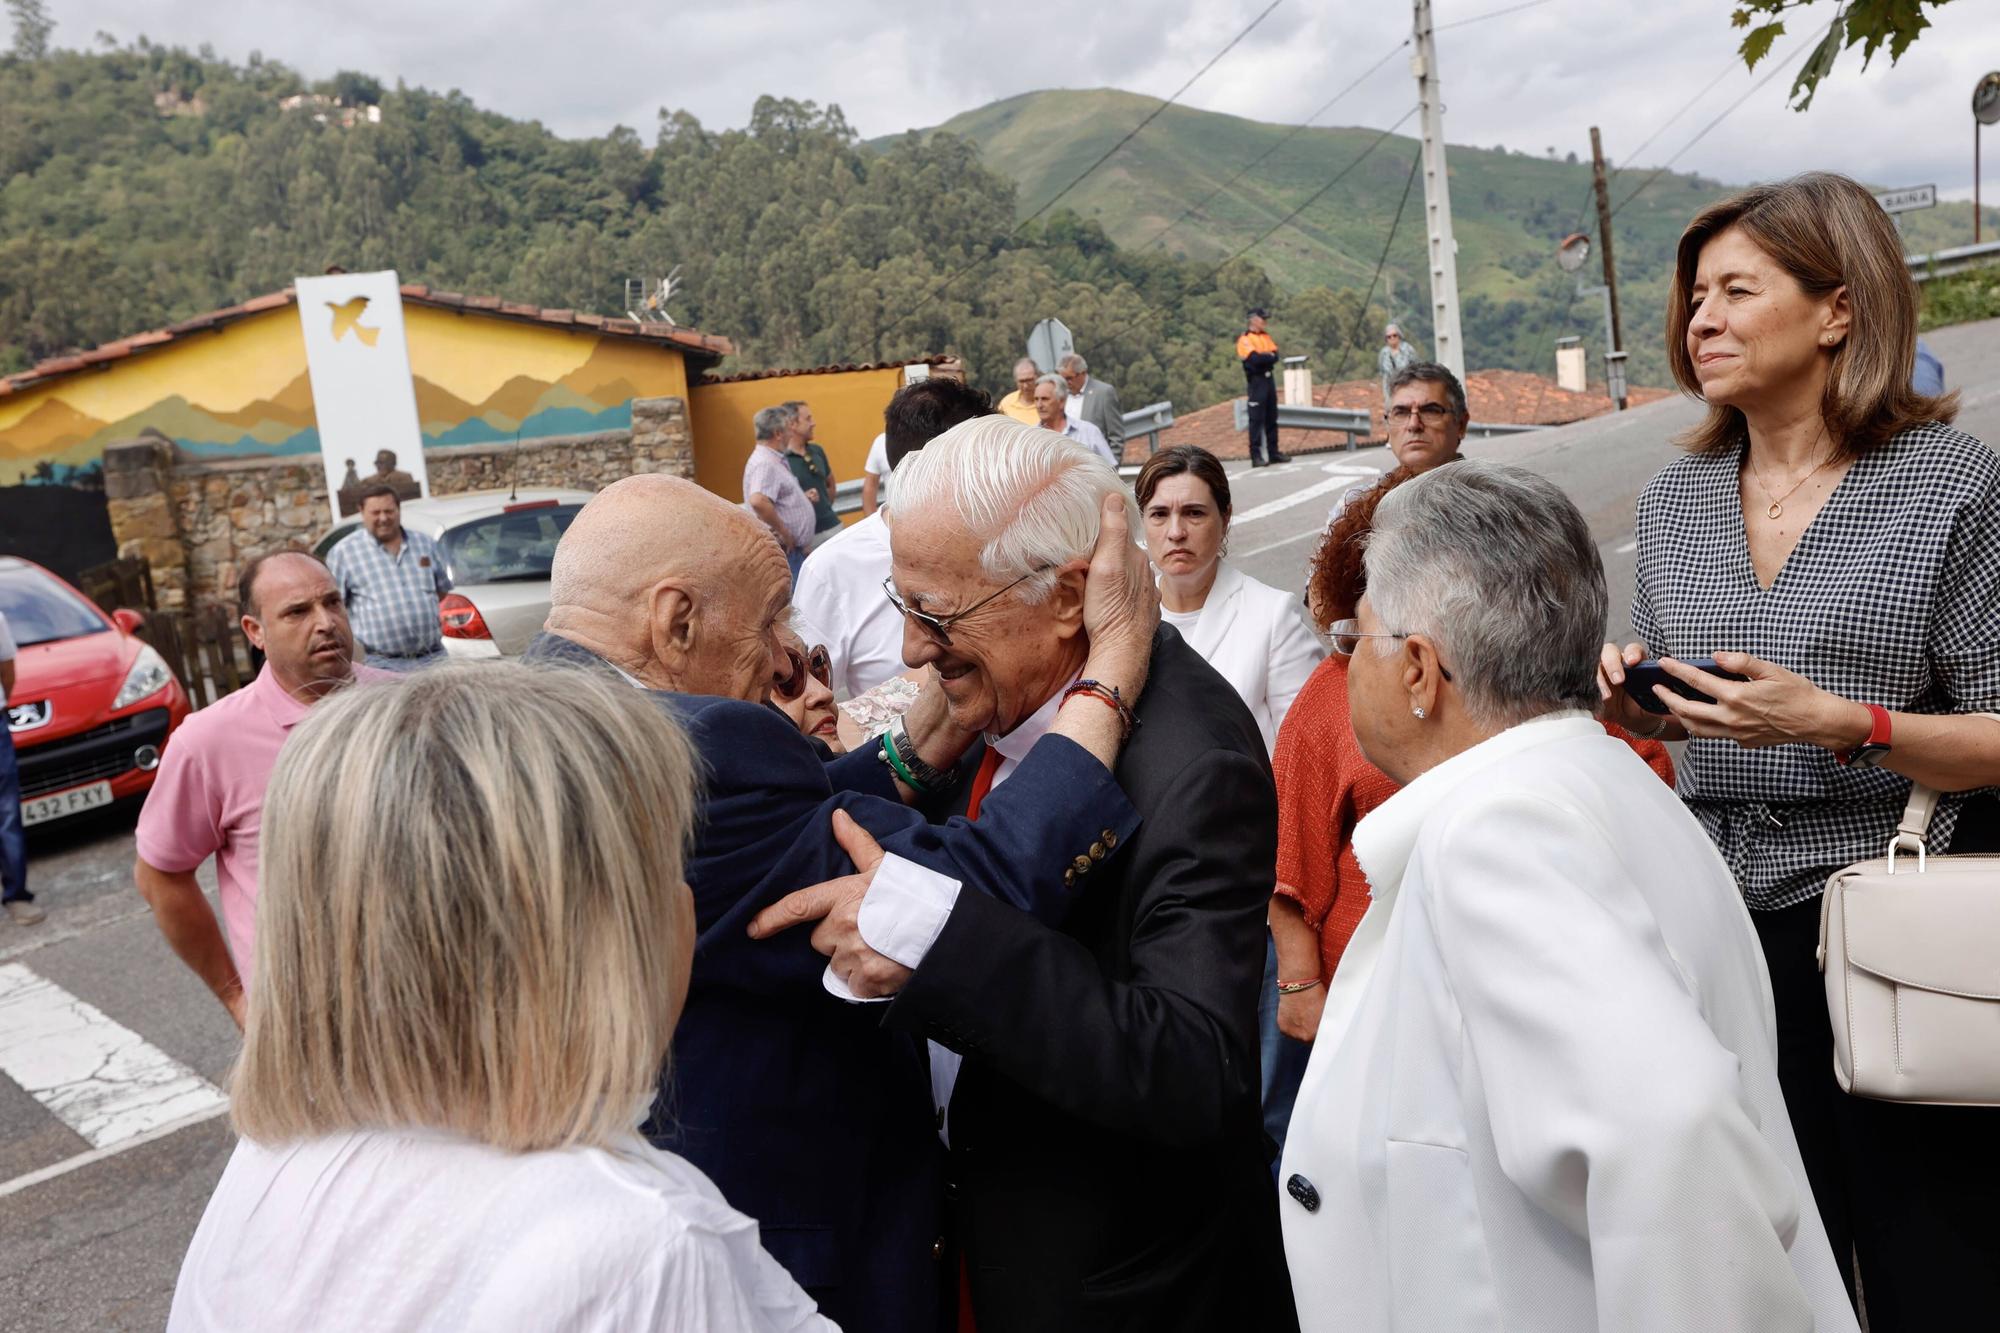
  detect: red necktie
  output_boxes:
[963,747,1002,821]
[956,743,1002,1333]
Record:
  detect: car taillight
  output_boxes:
[439,593,492,639]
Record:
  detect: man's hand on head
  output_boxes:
[747,812,913,999]
[1077,492,1159,698]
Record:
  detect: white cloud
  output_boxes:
[38,0,2000,198]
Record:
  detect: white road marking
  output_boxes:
[0,1103,230,1200]
[1612,539,1638,555]
[0,963,227,1151]
[1232,467,1380,526]
[1235,527,1328,560]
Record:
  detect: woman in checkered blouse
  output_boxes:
[1596,172,2000,1331]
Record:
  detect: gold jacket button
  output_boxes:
[1089,842,1106,860]
[1101,829,1118,849]
[1072,855,1092,875]
[1063,868,1076,886]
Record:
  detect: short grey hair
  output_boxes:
[1388,360,1469,420]
[753,403,798,442]
[1035,372,1069,397]
[890,415,1139,605]
[1012,357,1039,377]
[1058,353,1088,375]
[1362,460,1605,725]
[1385,323,1402,337]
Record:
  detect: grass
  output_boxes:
[1918,263,2000,333]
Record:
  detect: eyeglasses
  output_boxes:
[882,570,1044,648]
[1327,618,1454,681]
[1388,403,1454,424]
[773,642,831,702]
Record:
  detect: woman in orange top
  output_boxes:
[1268,466,1677,1049]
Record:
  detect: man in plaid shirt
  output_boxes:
[326,485,453,671]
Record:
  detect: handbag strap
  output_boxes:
[1890,712,2000,849]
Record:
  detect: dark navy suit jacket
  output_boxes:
[521,633,1140,1333]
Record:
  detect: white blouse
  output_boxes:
[170,1127,835,1332]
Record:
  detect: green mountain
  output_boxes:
[896,89,1996,387]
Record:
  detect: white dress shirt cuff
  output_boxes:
[820,852,962,1004]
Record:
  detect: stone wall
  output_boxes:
[105,396,692,609]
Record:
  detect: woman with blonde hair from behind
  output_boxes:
[169,664,835,1332]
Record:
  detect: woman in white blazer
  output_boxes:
[1281,460,1855,1332]
[1136,446,1324,757]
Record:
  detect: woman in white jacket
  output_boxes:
[1136,445,1323,757]
[1280,460,1854,1332]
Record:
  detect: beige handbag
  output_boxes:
[1817,752,2000,1106]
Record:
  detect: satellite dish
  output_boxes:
[1976,72,2000,126]
[1556,232,1591,273]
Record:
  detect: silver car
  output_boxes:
[312,488,593,658]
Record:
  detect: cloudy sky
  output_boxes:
[42,0,1998,200]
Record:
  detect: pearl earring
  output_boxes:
[1412,706,1427,720]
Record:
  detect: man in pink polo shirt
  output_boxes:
[135,551,396,1027]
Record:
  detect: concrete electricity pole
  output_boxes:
[1412,0,1465,382]
[1588,126,1628,410]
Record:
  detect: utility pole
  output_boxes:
[1589,125,1628,410]
[1412,0,1465,382]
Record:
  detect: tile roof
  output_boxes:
[0,283,735,398]
[1129,370,1673,464]
[696,355,958,385]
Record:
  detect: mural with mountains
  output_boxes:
[0,325,667,485]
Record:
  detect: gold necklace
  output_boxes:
[1748,438,1835,520]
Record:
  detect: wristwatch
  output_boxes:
[1839,703,1893,769]
[878,720,961,795]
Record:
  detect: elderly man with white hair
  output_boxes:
[521,472,1160,1333]
[1279,460,1855,1332]
[1032,371,1118,469]
[1057,351,1125,458]
[759,417,1297,1331]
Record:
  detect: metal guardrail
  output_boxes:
[832,476,867,516]
[1121,401,1176,454]
[1463,421,1550,438]
[1908,239,2000,283]
[1232,399,1374,450]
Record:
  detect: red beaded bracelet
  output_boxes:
[1062,679,1138,739]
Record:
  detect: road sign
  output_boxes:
[1874,185,1937,215]
[1026,318,1074,375]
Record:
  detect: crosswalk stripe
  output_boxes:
[1232,465,1382,526]
[0,963,228,1150]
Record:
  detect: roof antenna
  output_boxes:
[508,431,519,502]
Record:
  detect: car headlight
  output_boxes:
[114,644,174,709]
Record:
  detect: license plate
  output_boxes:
[22,781,114,827]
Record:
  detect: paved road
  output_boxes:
[3,317,1996,1331]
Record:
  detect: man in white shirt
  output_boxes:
[1032,373,1117,469]
[795,378,998,698]
[859,432,890,516]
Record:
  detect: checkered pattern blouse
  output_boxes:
[326,526,453,656]
[1632,422,2000,910]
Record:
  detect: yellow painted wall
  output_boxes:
[0,302,692,485]
[689,366,904,506]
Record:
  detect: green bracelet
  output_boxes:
[878,733,935,795]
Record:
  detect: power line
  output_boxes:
[884,0,1287,337]
[1332,144,1425,383]
[1210,106,1420,271]
[1436,0,1558,31]
[1610,16,1837,217]
[1137,38,1411,253]
[1019,0,1285,232]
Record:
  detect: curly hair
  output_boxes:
[1304,463,1422,630]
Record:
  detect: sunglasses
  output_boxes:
[774,642,831,702]
[1327,618,1454,681]
[881,569,1047,648]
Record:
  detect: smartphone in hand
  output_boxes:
[1620,657,1749,715]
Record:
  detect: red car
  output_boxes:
[1,557,192,829]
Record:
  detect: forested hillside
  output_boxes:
[0,43,1341,414]
[8,43,1987,413]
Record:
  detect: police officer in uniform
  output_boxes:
[1237,308,1289,467]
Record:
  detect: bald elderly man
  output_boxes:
[520,474,1156,1333]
